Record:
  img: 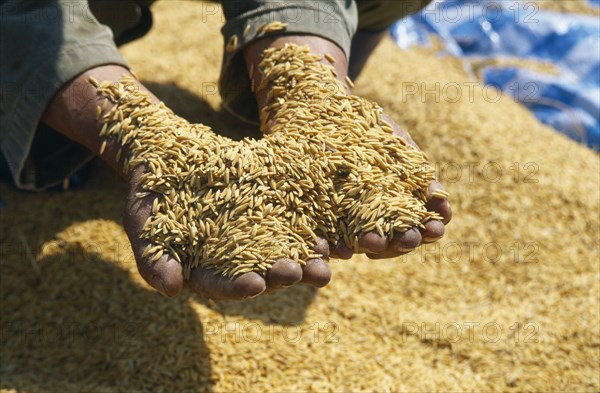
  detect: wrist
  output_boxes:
[243,35,351,115]
[41,65,155,177]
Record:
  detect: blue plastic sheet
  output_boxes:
[391,0,600,151]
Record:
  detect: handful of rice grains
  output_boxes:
[89,44,445,278]
[258,44,444,247]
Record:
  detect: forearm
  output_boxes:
[41,65,156,176]
[243,35,352,128]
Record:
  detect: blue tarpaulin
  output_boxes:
[391,0,600,151]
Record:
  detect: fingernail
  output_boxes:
[245,288,266,300]
[151,275,168,297]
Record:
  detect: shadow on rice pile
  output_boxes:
[1,1,599,392]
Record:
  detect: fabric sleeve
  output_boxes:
[218,0,358,125]
[0,0,129,190]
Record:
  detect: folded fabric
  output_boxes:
[391,0,600,151]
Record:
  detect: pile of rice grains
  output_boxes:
[2,2,598,392]
[91,43,444,277]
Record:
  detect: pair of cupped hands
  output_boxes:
[119,85,452,301]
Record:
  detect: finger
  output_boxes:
[419,220,445,243]
[366,250,410,260]
[357,231,388,254]
[186,267,266,300]
[123,167,185,297]
[389,227,422,252]
[313,237,330,259]
[330,240,354,259]
[427,181,452,225]
[265,258,303,291]
[136,252,184,297]
[301,258,331,287]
